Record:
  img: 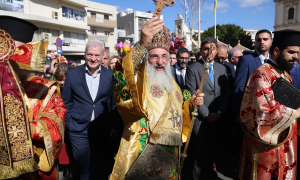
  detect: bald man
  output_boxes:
[215,44,236,166]
[215,44,228,64]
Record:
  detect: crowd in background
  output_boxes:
[40,28,300,180]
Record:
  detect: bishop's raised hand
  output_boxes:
[139,17,164,51]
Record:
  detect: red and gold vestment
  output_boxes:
[237,62,298,180]
[0,38,65,180]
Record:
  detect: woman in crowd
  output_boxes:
[109,55,120,69]
[54,63,71,178]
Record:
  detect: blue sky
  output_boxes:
[93,0,275,32]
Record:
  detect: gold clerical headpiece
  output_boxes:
[149,27,172,52]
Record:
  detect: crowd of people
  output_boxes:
[0,14,300,180]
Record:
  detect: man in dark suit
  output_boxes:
[62,39,120,180]
[215,44,238,164]
[182,37,230,179]
[233,29,273,121]
[170,47,189,89]
[290,62,300,88]
[232,30,272,169]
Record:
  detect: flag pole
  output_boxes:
[214,13,216,39]
[214,0,217,39]
[198,0,201,48]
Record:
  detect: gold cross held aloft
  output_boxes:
[153,0,174,17]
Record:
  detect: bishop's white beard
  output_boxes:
[146,60,174,93]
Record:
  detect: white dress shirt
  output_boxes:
[175,63,187,85]
[85,65,101,121]
[255,50,270,64]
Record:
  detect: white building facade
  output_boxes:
[0,0,118,62]
[117,8,163,44]
[86,1,117,55]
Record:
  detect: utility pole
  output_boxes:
[198,0,201,48]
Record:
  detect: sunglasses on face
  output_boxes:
[216,56,226,60]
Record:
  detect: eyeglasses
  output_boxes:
[179,57,189,60]
[149,54,169,61]
[216,57,227,60]
[233,56,243,59]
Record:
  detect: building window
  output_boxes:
[63,31,71,42]
[138,18,147,30]
[104,14,109,20]
[91,30,97,35]
[68,31,85,44]
[51,29,59,42]
[91,12,96,18]
[138,18,147,39]
[288,7,294,20]
[105,31,109,37]
[62,6,85,22]
[41,28,50,33]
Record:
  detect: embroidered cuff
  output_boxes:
[133,43,147,75]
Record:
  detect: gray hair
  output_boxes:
[104,49,110,58]
[109,55,120,63]
[85,39,105,55]
[146,53,174,93]
[228,48,241,60]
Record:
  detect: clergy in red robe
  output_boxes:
[236,29,300,180]
[0,16,65,180]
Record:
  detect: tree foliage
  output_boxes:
[195,24,253,49]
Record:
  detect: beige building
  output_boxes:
[117,8,163,44]
[0,0,118,62]
[86,1,117,55]
[274,0,300,31]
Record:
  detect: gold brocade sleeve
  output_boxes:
[182,97,192,143]
[113,45,147,125]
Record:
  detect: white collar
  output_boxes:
[255,50,270,61]
[85,64,101,75]
[175,63,186,70]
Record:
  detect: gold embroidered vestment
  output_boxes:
[110,45,193,180]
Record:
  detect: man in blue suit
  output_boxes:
[233,29,273,121]
[232,29,272,168]
[62,39,120,180]
[290,62,300,89]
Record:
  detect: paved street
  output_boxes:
[59,171,68,180]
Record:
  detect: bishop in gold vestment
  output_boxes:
[110,18,204,180]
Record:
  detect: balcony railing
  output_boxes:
[87,17,117,28]
[88,35,108,43]
[61,0,88,7]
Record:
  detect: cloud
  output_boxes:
[235,0,269,8]
[203,1,229,13]
[219,9,228,13]
[116,6,122,11]
[250,6,271,15]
